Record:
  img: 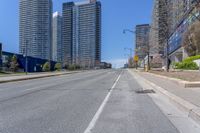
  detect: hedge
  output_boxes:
[174,55,200,70]
[54,63,62,71]
[68,64,81,71]
[175,62,199,70]
[183,55,200,62]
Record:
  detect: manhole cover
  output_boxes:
[135,89,155,94]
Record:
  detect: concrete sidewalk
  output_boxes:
[129,69,200,124]
[0,71,82,83]
[131,69,200,107]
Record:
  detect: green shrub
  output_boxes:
[175,61,199,70]
[54,63,62,71]
[68,64,76,71]
[171,62,178,69]
[75,64,81,69]
[68,64,81,71]
[183,55,200,62]
[10,55,19,72]
[43,62,50,72]
[173,55,200,70]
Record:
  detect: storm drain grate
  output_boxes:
[135,89,155,94]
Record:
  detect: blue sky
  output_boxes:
[0,0,153,68]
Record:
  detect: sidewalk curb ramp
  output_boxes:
[129,69,200,125]
[0,71,82,84]
[147,72,200,88]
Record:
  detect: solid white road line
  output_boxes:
[83,72,122,133]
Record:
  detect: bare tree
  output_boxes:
[183,22,200,56]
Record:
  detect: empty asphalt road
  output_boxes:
[0,69,180,133]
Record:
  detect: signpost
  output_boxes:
[134,55,139,69]
[134,55,139,62]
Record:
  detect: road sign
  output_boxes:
[134,55,139,62]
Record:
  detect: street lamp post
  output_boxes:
[25,52,28,75]
[23,40,28,75]
[123,28,151,71]
[123,29,137,69]
[124,48,134,68]
[124,48,133,58]
[124,54,130,68]
[123,29,135,34]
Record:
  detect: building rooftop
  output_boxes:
[75,0,97,6]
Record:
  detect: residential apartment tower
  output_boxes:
[135,24,150,61]
[19,0,52,60]
[62,0,101,68]
[52,12,62,62]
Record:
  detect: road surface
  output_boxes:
[0,69,181,133]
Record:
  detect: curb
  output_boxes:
[129,69,200,125]
[0,71,82,84]
[145,71,200,88]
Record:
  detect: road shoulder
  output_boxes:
[129,69,200,129]
[91,70,179,133]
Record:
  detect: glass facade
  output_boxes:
[135,24,150,60]
[62,0,101,68]
[168,7,200,54]
[19,0,52,60]
[52,12,62,62]
[62,2,74,65]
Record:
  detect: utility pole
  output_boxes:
[24,40,28,75]
[124,54,131,68]
[124,48,133,58]
[123,29,136,68]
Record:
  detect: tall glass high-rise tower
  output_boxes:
[135,24,150,60]
[52,12,62,62]
[62,0,101,68]
[62,2,74,66]
[19,0,52,60]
